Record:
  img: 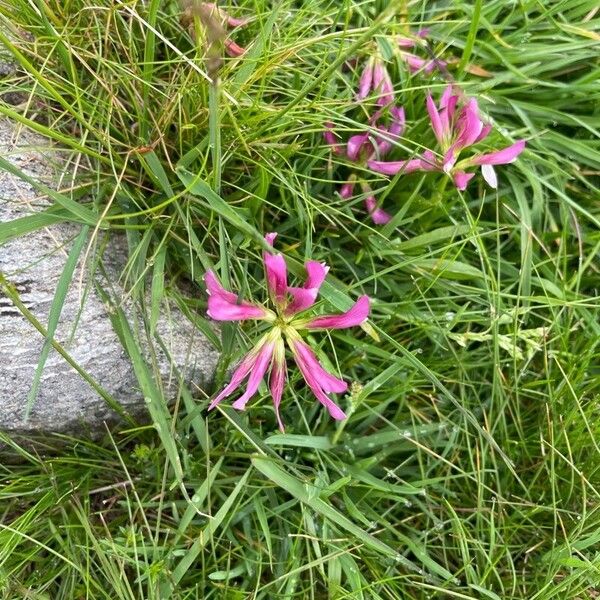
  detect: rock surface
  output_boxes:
[0,120,219,435]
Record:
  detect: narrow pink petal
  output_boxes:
[373,61,394,106]
[263,233,288,304]
[426,94,445,145]
[452,171,475,191]
[269,337,287,431]
[209,347,257,409]
[367,158,425,176]
[269,360,286,431]
[471,140,526,165]
[442,146,459,172]
[286,287,316,314]
[306,295,370,330]
[207,296,269,321]
[225,13,249,27]
[439,85,454,110]
[231,341,275,410]
[264,253,287,303]
[224,40,245,57]
[339,181,355,199]
[372,60,385,88]
[205,270,268,321]
[481,164,498,188]
[365,196,392,225]
[357,59,374,100]
[389,106,405,136]
[403,54,436,74]
[417,28,430,38]
[375,133,392,157]
[347,133,370,162]
[397,36,417,49]
[443,94,459,132]
[456,99,484,148]
[439,92,458,139]
[323,122,338,146]
[376,105,405,155]
[289,338,347,420]
[205,269,238,303]
[420,150,441,171]
[475,124,492,144]
[287,260,329,315]
[304,260,329,290]
[292,339,348,393]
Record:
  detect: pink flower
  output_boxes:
[205,233,370,430]
[356,56,394,106]
[364,195,392,225]
[368,85,526,190]
[324,106,404,224]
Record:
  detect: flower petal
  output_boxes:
[287,260,329,315]
[209,345,258,409]
[224,40,246,57]
[291,339,348,393]
[365,196,392,225]
[420,150,441,171]
[375,106,405,156]
[403,54,438,74]
[367,158,425,176]
[205,270,269,321]
[347,133,370,162]
[263,232,288,304]
[232,340,275,410]
[426,94,445,145]
[306,295,370,330]
[356,58,374,100]
[339,181,355,199]
[475,124,492,144]
[439,93,459,137]
[288,337,347,420]
[397,36,417,49]
[439,84,454,110]
[269,337,287,431]
[452,170,475,191]
[455,99,484,148]
[442,146,459,172]
[481,164,498,188]
[373,60,394,106]
[389,106,406,137]
[471,140,526,165]
[304,260,329,290]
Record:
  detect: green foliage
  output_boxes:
[1,0,599,598]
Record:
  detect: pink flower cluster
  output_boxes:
[325,40,526,223]
[205,233,369,430]
[369,85,526,191]
[324,98,405,224]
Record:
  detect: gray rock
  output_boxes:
[0,119,219,435]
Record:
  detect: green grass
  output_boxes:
[1,0,600,598]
